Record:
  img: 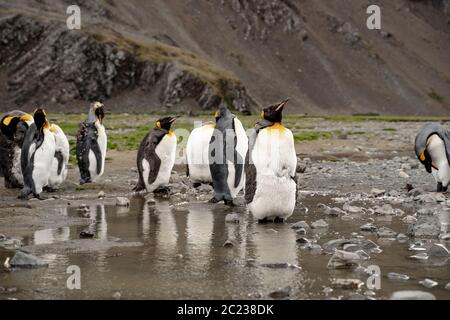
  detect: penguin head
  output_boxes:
[156,116,178,131]
[214,103,233,122]
[33,108,50,131]
[92,102,105,124]
[261,99,289,123]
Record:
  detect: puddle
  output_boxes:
[1,196,449,299]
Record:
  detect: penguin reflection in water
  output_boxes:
[133,116,178,193]
[76,102,107,184]
[0,110,34,188]
[19,108,56,199]
[207,103,248,205]
[415,123,450,192]
[245,99,297,223]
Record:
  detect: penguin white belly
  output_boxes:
[227,118,248,198]
[428,134,450,187]
[32,129,56,194]
[249,125,297,220]
[12,146,23,185]
[48,125,69,188]
[96,123,107,177]
[145,133,177,192]
[186,124,214,183]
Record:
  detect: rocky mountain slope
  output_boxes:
[0,0,449,115]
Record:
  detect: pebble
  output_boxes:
[223,239,235,248]
[374,204,395,215]
[80,230,95,239]
[445,283,450,291]
[9,251,48,268]
[269,286,291,299]
[398,171,410,179]
[331,278,364,290]
[409,253,428,260]
[97,191,105,199]
[428,243,450,257]
[390,290,435,300]
[112,291,121,300]
[377,227,397,238]
[291,221,309,230]
[360,223,377,232]
[402,215,417,224]
[311,219,329,229]
[419,278,438,288]
[371,188,385,197]
[343,203,364,214]
[387,272,410,281]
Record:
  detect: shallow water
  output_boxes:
[1,195,449,300]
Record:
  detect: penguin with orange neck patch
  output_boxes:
[245,99,297,223]
[133,116,178,193]
[0,110,34,188]
[19,108,56,199]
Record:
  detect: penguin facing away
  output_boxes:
[208,103,248,205]
[134,116,178,193]
[186,121,215,186]
[76,102,107,184]
[0,110,34,188]
[415,123,450,192]
[19,108,56,199]
[47,124,70,191]
[245,99,297,223]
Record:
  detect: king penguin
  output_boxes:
[19,108,56,199]
[415,123,450,192]
[47,124,70,191]
[0,110,34,188]
[133,116,178,193]
[76,102,107,184]
[245,99,297,223]
[208,103,248,205]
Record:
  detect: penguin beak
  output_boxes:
[276,98,290,112]
[169,116,179,123]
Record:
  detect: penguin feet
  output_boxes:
[79,178,91,185]
[34,193,48,201]
[437,182,443,192]
[224,199,237,207]
[193,182,202,188]
[208,197,220,204]
[153,186,171,198]
[274,217,285,223]
[258,218,269,224]
[43,186,58,193]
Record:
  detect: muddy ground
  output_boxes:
[0,119,449,300]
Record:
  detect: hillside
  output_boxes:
[0,0,449,115]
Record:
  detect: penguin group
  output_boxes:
[0,102,106,199]
[4,98,446,224]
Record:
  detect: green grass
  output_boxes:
[294,131,334,142]
[310,115,450,123]
[382,128,397,132]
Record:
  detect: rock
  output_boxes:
[396,233,408,241]
[331,278,364,290]
[440,233,450,240]
[9,251,48,268]
[408,188,423,197]
[428,243,450,257]
[371,188,385,197]
[261,263,290,269]
[296,162,307,173]
[414,193,445,203]
[343,203,364,214]
[445,283,450,291]
[360,223,377,232]
[0,234,6,241]
[323,238,379,253]
[408,219,441,238]
[291,221,309,230]
[387,272,410,281]
[296,237,310,244]
[390,290,435,300]
[416,208,435,216]
[403,215,417,224]
[399,171,410,179]
[225,214,240,224]
[0,237,22,250]
[97,191,105,199]
[115,197,130,207]
[409,253,428,260]
[377,227,397,238]
[269,286,291,299]
[419,279,438,288]
[374,204,395,215]
[306,243,323,254]
[295,228,307,235]
[112,291,121,300]
[80,230,95,239]
[311,219,329,229]
[327,249,369,269]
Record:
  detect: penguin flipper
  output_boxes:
[232,119,243,188]
[244,148,257,204]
